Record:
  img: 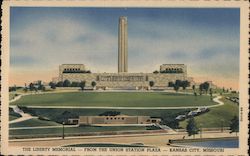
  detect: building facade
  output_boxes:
[68,115,161,125]
[55,17,194,89]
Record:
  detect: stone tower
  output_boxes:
[118,16,128,73]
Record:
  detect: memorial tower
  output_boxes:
[118,16,128,73]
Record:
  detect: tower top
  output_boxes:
[119,16,127,20]
[118,16,128,73]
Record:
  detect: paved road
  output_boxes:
[9,131,235,147]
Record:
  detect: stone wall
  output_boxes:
[60,72,192,88]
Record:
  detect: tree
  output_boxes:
[182,80,190,91]
[99,111,121,116]
[173,84,180,92]
[91,81,97,89]
[56,81,63,87]
[29,83,35,91]
[49,82,56,89]
[149,81,154,87]
[79,81,86,91]
[71,82,80,87]
[192,85,196,93]
[63,80,71,87]
[209,88,213,101]
[168,82,174,87]
[38,84,44,90]
[229,116,239,136]
[199,84,203,95]
[203,82,210,94]
[175,80,182,87]
[186,117,199,138]
[153,70,159,74]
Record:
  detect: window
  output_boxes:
[121,118,124,120]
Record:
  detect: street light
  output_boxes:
[200,124,203,139]
[62,122,65,139]
[221,119,224,133]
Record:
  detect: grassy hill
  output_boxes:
[179,97,239,128]
[11,92,216,107]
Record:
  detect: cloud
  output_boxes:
[10,8,240,89]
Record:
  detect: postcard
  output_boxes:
[1,0,249,155]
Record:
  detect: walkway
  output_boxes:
[9,106,38,124]
[9,124,78,130]
[9,131,236,147]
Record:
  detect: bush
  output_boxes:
[54,111,78,124]
[99,111,121,116]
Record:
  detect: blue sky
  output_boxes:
[10,7,240,89]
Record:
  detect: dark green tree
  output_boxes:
[38,84,44,90]
[56,81,63,87]
[186,117,199,138]
[91,81,97,88]
[63,80,71,87]
[209,88,213,101]
[168,82,174,87]
[199,84,203,95]
[149,81,154,87]
[49,82,56,89]
[192,85,196,93]
[181,80,190,92]
[71,82,80,87]
[173,84,180,92]
[29,83,35,91]
[203,82,210,94]
[79,81,86,91]
[175,80,182,87]
[229,116,239,136]
[153,70,159,74]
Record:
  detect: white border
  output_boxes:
[1,0,249,155]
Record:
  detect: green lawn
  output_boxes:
[9,118,61,128]
[9,125,149,136]
[11,92,216,107]
[179,97,239,128]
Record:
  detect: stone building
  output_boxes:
[55,16,194,89]
[68,115,161,125]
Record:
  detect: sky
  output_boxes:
[10,7,240,90]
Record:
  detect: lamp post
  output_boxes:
[200,124,203,139]
[62,122,65,139]
[221,119,224,133]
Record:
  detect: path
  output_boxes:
[9,124,78,130]
[9,131,236,147]
[9,106,38,124]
